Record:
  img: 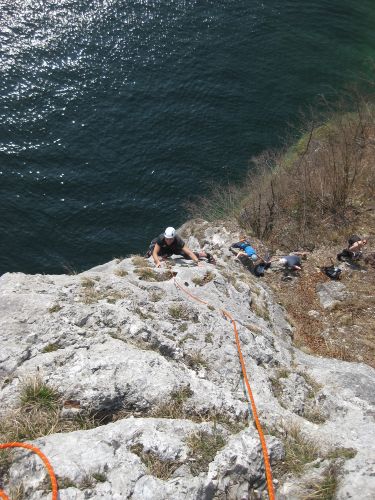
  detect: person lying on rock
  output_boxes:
[278,254,304,271]
[146,227,215,268]
[337,235,367,262]
[230,237,259,262]
[230,237,271,276]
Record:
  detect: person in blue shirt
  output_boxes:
[230,238,259,262]
[230,237,271,276]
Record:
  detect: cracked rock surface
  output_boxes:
[1,220,374,499]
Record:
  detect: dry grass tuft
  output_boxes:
[270,368,290,399]
[186,429,226,475]
[149,289,164,302]
[131,255,151,267]
[302,463,340,500]
[79,281,127,304]
[192,271,215,286]
[205,332,213,343]
[0,449,14,489]
[7,483,25,500]
[302,405,327,424]
[183,351,208,371]
[48,304,62,313]
[135,267,174,282]
[0,375,100,448]
[81,277,96,288]
[42,343,60,353]
[130,443,181,480]
[151,386,193,419]
[325,447,357,461]
[114,268,128,277]
[251,300,270,322]
[168,304,191,320]
[272,423,320,476]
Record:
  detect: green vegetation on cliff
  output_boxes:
[189,90,375,251]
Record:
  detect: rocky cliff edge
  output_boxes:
[0,220,374,499]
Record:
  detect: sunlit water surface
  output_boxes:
[1,0,374,273]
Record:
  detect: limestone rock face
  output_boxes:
[0,220,374,499]
[316,281,348,309]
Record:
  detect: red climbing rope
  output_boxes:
[0,442,58,500]
[174,278,275,500]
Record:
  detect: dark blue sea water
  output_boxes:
[1,0,374,274]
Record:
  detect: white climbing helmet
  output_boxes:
[164,227,176,239]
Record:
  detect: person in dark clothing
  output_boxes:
[278,255,302,271]
[147,227,215,267]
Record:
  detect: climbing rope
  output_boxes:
[0,442,58,500]
[173,278,275,500]
[0,272,273,499]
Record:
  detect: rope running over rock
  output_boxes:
[173,277,275,500]
[0,442,58,500]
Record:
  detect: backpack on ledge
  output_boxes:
[322,265,342,280]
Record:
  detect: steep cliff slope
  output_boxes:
[1,221,374,499]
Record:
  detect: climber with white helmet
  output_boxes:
[146,227,215,268]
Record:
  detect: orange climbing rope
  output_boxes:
[0,277,273,500]
[174,278,275,500]
[0,442,58,500]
